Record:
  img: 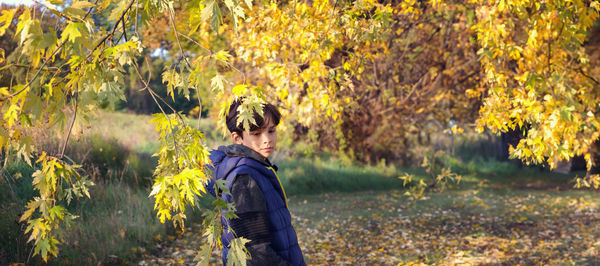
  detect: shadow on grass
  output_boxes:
[278,156,405,196]
[0,133,166,265]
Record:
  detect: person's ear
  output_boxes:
[231,132,243,144]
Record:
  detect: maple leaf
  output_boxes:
[226,237,250,266]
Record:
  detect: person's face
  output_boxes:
[232,117,278,159]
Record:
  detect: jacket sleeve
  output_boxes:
[230,174,292,266]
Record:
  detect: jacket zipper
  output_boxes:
[268,166,288,208]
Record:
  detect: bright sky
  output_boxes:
[0,0,43,6]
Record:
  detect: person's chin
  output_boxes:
[260,150,274,158]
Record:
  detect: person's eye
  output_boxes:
[269,129,276,133]
[251,131,260,135]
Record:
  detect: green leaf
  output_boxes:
[201,0,215,23]
[162,69,181,101]
[236,97,263,131]
[61,22,84,43]
[38,31,58,51]
[33,236,59,261]
[63,7,87,19]
[194,244,212,266]
[19,199,42,222]
[98,82,125,109]
[108,0,127,21]
[48,205,66,221]
[70,1,95,9]
[226,237,250,266]
[34,237,51,259]
[95,0,111,13]
[16,136,34,165]
[210,74,226,92]
[23,95,43,122]
[210,1,223,30]
[215,179,230,194]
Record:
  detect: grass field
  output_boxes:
[0,111,407,264]
[141,177,600,265]
[291,188,600,264]
[3,110,600,265]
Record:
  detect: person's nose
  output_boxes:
[262,133,270,144]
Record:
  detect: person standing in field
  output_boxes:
[208,98,306,266]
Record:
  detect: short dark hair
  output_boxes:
[226,98,281,136]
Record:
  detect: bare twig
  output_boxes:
[134,0,140,39]
[3,63,64,73]
[122,18,128,42]
[196,88,203,128]
[5,0,100,100]
[372,58,379,87]
[59,91,78,159]
[168,8,192,68]
[131,61,181,150]
[177,32,247,84]
[147,87,183,120]
[399,72,427,105]
[144,54,152,81]
[85,0,136,62]
[176,32,212,54]
[5,40,67,99]
[578,68,600,85]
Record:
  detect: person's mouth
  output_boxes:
[262,147,273,152]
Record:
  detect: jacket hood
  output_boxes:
[207,144,277,197]
[210,144,276,170]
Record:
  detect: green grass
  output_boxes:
[55,182,167,265]
[3,110,592,264]
[277,156,405,196]
[65,134,156,187]
[0,162,37,264]
[0,162,170,265]
[0,111,224,265]
[446,156,581,189]
[290,185,600,264]
[81,111,159,153]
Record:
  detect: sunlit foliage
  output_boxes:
[2,0,600,261]
[475,0,600,169]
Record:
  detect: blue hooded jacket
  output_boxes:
[208,144,305,266]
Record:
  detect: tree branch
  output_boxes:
[168,8,192,69]
[59,91,78,159]
[176,32,212,54]
[4,0,100,100]
[578,68,600,85]
[3,63,64,73]
[177,32,247,84]
[5,40,67,99]
[196,88,203,128]
[85,0,136,62]
[131,61,182,151]
[122,18,128,42]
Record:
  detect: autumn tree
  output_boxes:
[3,0,600,262]
[474,0,600,184]
[0,0,250,261]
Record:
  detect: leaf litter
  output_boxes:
[140,188,600,265]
